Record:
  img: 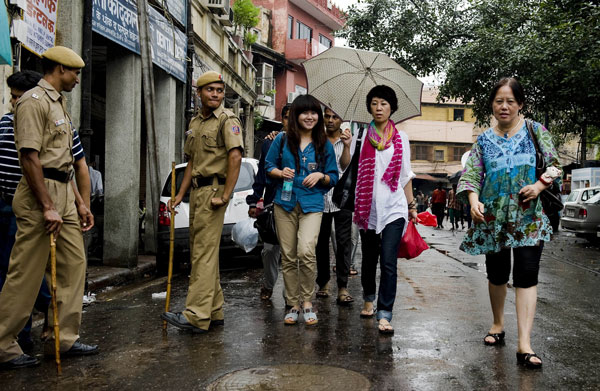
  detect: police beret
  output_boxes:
[42,46,85,68]
[197,71,224,88]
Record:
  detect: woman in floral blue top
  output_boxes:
[458,78,562,369]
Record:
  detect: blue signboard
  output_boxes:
[148,5,187,82]
[91,0,140,54]
[165,0,187,26]
[92,0,187,83]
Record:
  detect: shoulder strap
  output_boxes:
[526,119,541,154]
[279,133,286,160]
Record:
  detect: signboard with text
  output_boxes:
[165,0,186,26]
[12,0,58,56]
[92,0,186,82]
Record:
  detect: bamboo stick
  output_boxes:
[50,233,61,374]
[164,162,176,330]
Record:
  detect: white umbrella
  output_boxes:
[303,47,423,124]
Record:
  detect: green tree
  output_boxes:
[233,0,260,49]
[339,0,600,159]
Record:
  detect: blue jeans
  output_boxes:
[0,197,50,344]
[360,217,406,322]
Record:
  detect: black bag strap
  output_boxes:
[525,119,545,175]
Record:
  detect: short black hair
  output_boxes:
[281,103,291,118]
[488,77,525,107]
[41,58,60,74]
[366,85,398,115]
[6,70,43,91]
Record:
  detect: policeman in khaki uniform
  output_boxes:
[0,46,97,370]
[162,71,243,333]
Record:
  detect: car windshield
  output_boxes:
[161,161,255,201]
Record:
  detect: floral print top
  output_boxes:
[457,121,562,255]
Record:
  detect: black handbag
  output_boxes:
[332,126,365,210]
[525,120,563,229]
[254,204,278,245]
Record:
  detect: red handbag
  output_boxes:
[416,211,437,227]
[397,221,429,259]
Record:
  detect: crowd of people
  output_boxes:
[0,44,560,372]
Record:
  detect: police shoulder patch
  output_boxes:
[232,125,240,135]
[185,129,192,136]
[31,93,39,100]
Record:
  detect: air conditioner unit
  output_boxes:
[203,0,229,15]
[217,8,234,26]
[288,92,299,103]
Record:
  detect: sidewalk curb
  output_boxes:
[87,255,156,293]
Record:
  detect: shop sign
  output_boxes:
[91,0,140,54]
[92,0,186,82]
[165,0,186,26]
[11,0,58,56]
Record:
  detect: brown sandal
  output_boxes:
[336,290,354,306]
[360,302,374,318]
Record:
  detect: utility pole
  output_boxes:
[137,0,160,253]
[185,0,195,127]
[80,0,93,159]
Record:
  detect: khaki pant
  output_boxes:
[0,179,85,362]
[274,204,322,307]
[183,184,226,330]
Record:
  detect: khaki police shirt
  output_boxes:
[184,105,244,178]
[14,79,74,172]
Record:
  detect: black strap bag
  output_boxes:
[254,204,278,245]
[254,134,286,245]
[332,126,365,211]
[525,119,563,230]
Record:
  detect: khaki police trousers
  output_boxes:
[0,179,85,362]
[183,184,226,330]
[274,204,322,307]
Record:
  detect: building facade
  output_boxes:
[1,0,254,268]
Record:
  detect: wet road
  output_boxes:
[3,228,599,390]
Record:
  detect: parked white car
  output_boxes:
[561,186,600,241]
[156,158,259,274]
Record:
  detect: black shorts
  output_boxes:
[485,244,543,288]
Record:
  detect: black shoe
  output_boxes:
[161,312,208,334]
[0,354,40,370]
[61,340,99,357]
[209,319,224,330]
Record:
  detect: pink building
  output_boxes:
[252,0,345,121]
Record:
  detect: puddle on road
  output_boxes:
[207,364,370,390]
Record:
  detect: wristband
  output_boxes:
[538,176,552,186]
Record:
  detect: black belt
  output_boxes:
[191,176,225,189]
[43,167,73,183]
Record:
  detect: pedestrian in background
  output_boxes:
[458,77,562,369]
[447,183,463,230]
[0,47,96,370]
[163,71,243,334]
[352,85,417,334]
[431,183,446,228]
[315,108,353,305]
[416,190,426,213]
[246,104,290,300]
[265,94,338,326]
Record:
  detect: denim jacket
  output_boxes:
[265,132,338,213]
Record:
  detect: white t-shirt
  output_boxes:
[350,129,415,234]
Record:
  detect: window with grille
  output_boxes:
[434,150,445,161]
[415,145,430,160]
[453,147,465,161]
[296,20,312,41]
